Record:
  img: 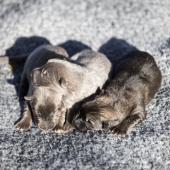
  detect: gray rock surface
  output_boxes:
[0,0,170,169]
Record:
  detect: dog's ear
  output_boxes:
[58,77,67,88]
[24,96,33,101]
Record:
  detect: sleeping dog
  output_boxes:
[15,45,111,132]
[72,50,162,136]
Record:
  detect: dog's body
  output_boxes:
[73,51,162,136]
[15,45,111,132]
[16,45,70,131]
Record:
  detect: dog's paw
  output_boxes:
[15,117,32,131]
[54,128,65,134]
[111,126,128,138]
[53,126,73,134]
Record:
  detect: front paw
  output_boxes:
[111,126,128,137]
[53,127,67,134]
[53,125,73,134]
[15,117,32,131]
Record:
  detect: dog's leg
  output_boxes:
[15,86,33,131]
[111,100,147,136]
[53,115,66,133]
[53,108,76,134]
[53,104,68,133]
[15,103,32,131]
[111,114,142,136]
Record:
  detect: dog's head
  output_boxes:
[72,100,104,131]
[72,93,121,131]
[72,112,102,132]
[25,59,81,131]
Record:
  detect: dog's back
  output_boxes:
[111,50,162,104]
[74,50,112,95]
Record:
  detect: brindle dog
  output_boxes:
[15,45,111,132]
[72,50,162,136]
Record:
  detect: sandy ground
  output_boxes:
[0,0,170,169]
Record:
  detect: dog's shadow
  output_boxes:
[99,37,137,66]
[6,36,50,96]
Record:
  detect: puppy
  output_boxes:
[15,46,112,132]
[15,45,70,131]
[72,51,162,136]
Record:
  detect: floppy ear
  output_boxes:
[24,96,33,101]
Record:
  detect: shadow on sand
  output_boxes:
[99,37,137,65]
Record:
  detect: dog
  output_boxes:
[15,45,69,131]
[72,50,162,136]
[15,45,112,132]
